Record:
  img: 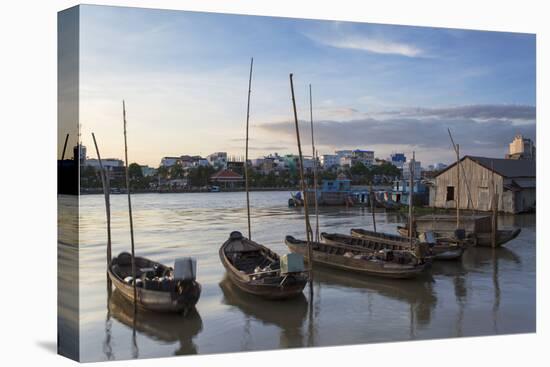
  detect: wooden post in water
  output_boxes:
[408,152,415,246]
[244,57,254,240]
[456,144,461,229]
[122,100,137,311]
[290,73,314,291]
[370,184,377,232]
[309,84,320,243]
[491,162,498,248]
[92,133,112,271]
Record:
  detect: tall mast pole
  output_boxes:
[448,128,473,214]
[122,100,137,311]
[456,144,460,229]
[92,133,112,270]
[408,152,415,246]
[244,57,254,240]
[309,84,320,243]
[290,74,313,292]
[61,133,69,160]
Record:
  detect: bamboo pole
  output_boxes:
[309,84,320,243]
[122,100,137,311]
[456,144,460,229]
[408,152,415,246]
[448,129,473,213]
[491,162,497,248]
[314,150,321,241]
[290,73,314,290]
[61,133,69,160]
[92,133,112,270]
[370,184,376,232]
[244,57,254,240]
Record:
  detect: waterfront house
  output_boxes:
[391,179,429,206]
[209,169,244,189]
[430,156,535,213]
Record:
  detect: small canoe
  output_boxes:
[285,235,426,279]
[323,231,432,263]
[219,231,308,299]
[108,252,201,313]
[355,227,465,261]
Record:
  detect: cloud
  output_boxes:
[257,107,536,159]
[382,104,536,121]
[307,33,424,57]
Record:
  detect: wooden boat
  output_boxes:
[108,252,201,313]
[322,231,432,263]
[285,235,426,279]
[473,228,522,247]
[357,227,465,261]
[219,231,308,299]
[396,224,520,248]
[402,214,521,247]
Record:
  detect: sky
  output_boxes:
[78,5,536,167]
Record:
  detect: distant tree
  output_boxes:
[188,166,216,187]
[372,162,400,178]
[169,164,184,179]
[80,166,101,188]
[128,163,143,180]
[157,165,169,179]
[350,162,368,176]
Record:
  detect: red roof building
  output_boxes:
[210,169,244,188]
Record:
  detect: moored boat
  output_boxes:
[108,252,201,313]
[401,214,521,247]
[354,227,465,261]
[285,235,427,279]
[323,231,432,263]
[396,224,520,248]
[220,231,308,299]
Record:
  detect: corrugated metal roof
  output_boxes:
[435,156,535,178]
[468,156,535,178]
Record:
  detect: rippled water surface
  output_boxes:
[67,191,535,361]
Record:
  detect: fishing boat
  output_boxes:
[220,231,308,299]
[397,216,521,247]
[322,231,432,263]
[108,252,201,313]
[285,235,427,279]
[354,227,465,261]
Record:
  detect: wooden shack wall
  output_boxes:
[432,158,504,212]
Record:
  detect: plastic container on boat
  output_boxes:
[280,253,305,274]
[174,257,197,280]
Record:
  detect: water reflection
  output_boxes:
[313,267,437,331]
[106,290,203,356]
[219,276,308,348]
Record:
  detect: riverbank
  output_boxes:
[80,186,299,195]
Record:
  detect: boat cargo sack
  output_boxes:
[280,253,305,274]
[174,257,197,280]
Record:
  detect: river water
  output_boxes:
[64,191,535,361]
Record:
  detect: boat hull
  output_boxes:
[355,227,464,261]
[108,255,201,313]
[285,237,426,279]
[396,226,521,247]
[219,232,308,300]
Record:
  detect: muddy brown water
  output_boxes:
[58,191,535,361]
